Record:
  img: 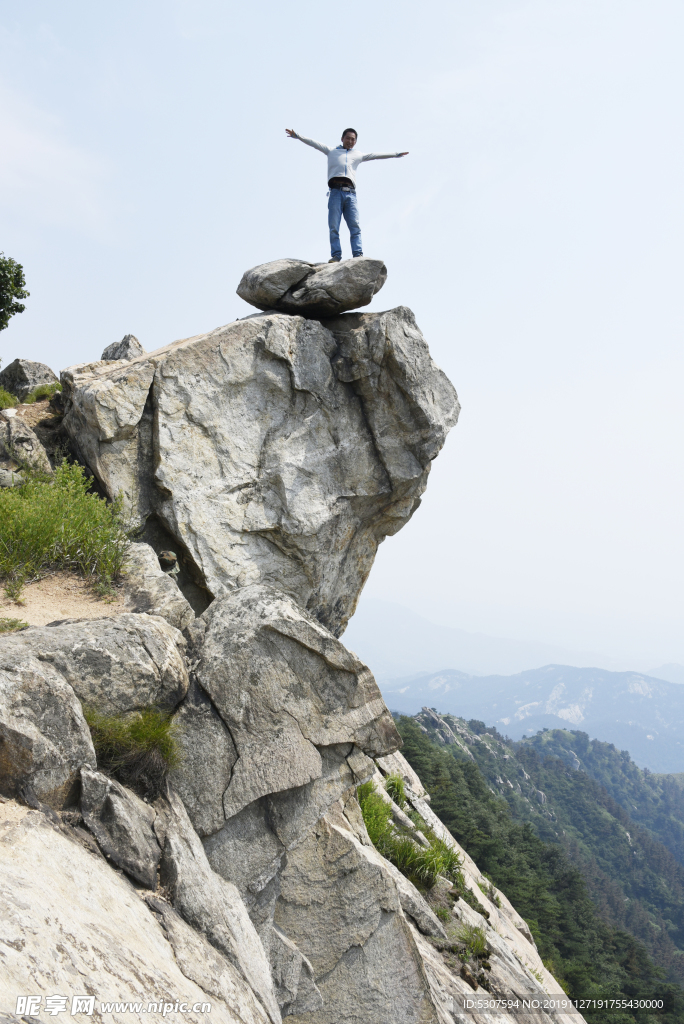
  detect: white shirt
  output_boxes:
[293,133,405,188]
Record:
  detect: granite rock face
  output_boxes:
[154,787,282,1024]
[0,270,583,1024]
[62,305,458,636]
[0,358,57,401]
[80,767,161,888]
[274,813,440,1024]
[0,805,271,1024]
[237,258,387,317]
[189,586,398,821]
[102,334,146,361]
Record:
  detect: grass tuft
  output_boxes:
[0,386,18,409]
[457,922,488,958]
[0,616,29,633]
[384,773,407,808]
[83,706,181,799]
[357,780,464,890]
[23,381,62,404]
[0,460,129,600]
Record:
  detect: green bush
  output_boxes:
[0,616,29,633]
[357,781,464,889]
[84,706,181,799]
[23,381,62,404]
[0,461,128,599]
[0,385,18,409]
[385,773,407,808]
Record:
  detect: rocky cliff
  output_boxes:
[0,260,582,1024]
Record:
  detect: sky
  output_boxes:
[1,0,683,668]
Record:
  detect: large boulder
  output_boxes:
[0,614,189,716]
[61,306,458,636]
[102,334,146,361]
[236,258,387,317]
[0,359,57,401]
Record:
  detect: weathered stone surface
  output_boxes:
[102,334,146,361]
[0,417,52,473]
[61,306,458,635]
[0,804,265,1023]
[124,541,195,631]
[0,359,57,401]
[269,926,322,1017]
[274,815,441,1024]
[154,787,281,1024]
[204,798,286,905]
[191,587,399,820]
[169,680,237,837]
[144,895,271,1024]
[327,790,445,939]
[203,746,366,901]
[80,768,161,887]
[0,614,188,716]
[0,649,96,807]
[237,258,387,317]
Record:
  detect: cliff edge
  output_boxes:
[0,259,581,1024]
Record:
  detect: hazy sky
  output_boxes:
[2,1,683,666]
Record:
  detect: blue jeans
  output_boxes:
[328,188,362,259]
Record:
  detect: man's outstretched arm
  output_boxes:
[360,150,409,161]
[285,129,331,155]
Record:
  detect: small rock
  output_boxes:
[0,613,189,717]
[0,418,52,474]
[460,963,479,989]
[101,334,145,361]
[0,646,96,807]
[0,408,17,419]
[123,542,194,631]
[237,257,387,317]
[0,469,24,487]
[0,359,58,402]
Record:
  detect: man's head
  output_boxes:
[341,129,357,150]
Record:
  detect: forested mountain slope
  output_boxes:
[397,711,684,1009]
[520,728,684,866]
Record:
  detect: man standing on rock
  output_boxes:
[285,128,408,263]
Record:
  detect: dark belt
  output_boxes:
[328,178,355,192]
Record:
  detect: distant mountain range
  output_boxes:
[381,664,684,773]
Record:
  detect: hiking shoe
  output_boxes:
[328,257,341,263]
[352,253,364,257]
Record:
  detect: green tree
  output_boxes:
[0,253,29,331]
